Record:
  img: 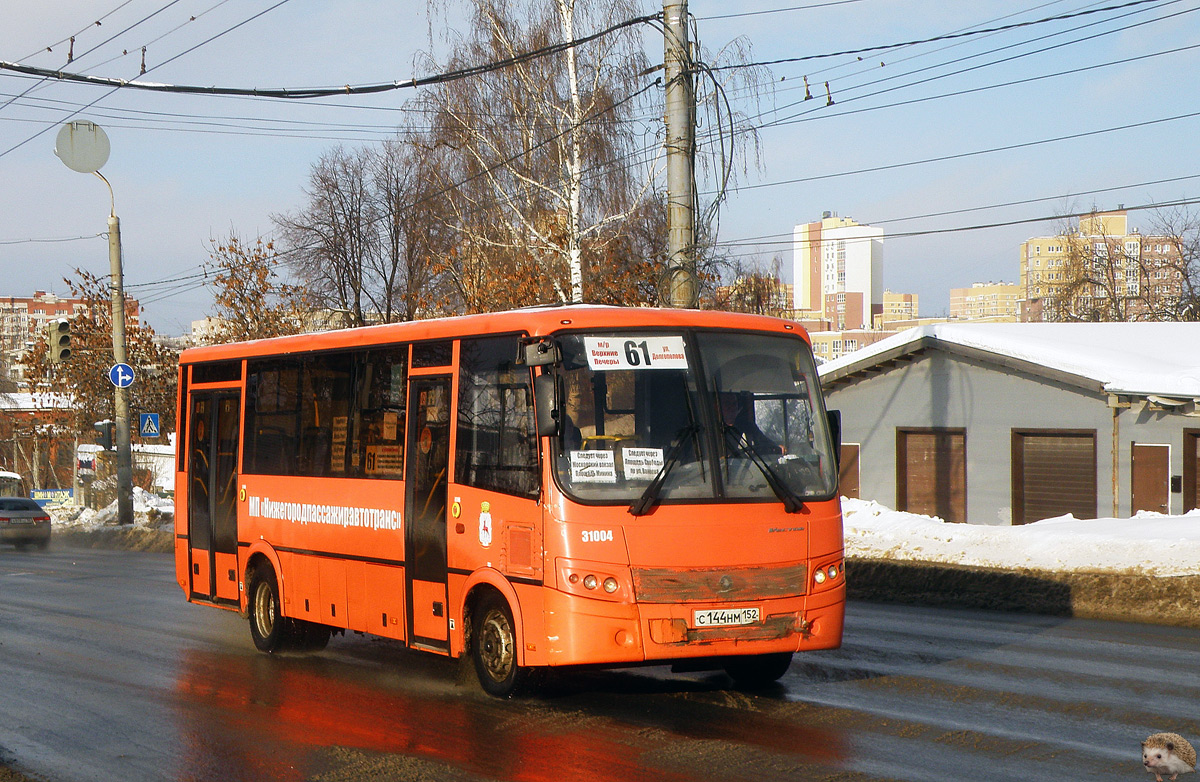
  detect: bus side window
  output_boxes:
[296,354,353,477]
[457,335,539,499]
[355,346,408,479]
[244,363,301,476]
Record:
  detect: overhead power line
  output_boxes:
[18,0,138,63]
[0,233,105,246]
[0,0,295,160]
[757,0,1191,127]
[715,196,1200,260]
[697,0,867,21]
[714,107,1200,196]
[710,171,1200,248]
[0,12,660,99]
[709,0,1167,71]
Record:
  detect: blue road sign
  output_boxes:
[109,363,134,388]
[139,413,160,438]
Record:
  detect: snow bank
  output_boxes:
[843,497,1200,577]
[50,487,174,531]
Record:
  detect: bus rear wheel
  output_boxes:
[472,594,533,697]
[724,652,794,688]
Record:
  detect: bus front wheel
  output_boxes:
[248,563,294,653]
[472,593,533,697]
[724,652,794,688]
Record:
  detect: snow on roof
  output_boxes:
[819,322,1200,398]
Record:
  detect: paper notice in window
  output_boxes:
[570,450,617,483]
[622,447,664,481]
[365,444,404,475]
[332,416,348,469]
[382,412,398,441]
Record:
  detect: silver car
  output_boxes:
[0,498,51,550]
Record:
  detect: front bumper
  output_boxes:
[540,585,844,667]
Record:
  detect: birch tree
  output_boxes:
[421,0,658,307]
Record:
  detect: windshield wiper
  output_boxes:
[629,423,702,517]
[723,427,803,513]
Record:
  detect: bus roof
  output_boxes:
[180,305,809,364]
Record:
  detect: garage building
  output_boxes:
[819,323,1200,524]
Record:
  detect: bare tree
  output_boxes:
[371,138,455,320]
[275,146,379,327]
[420,0,658,307]
[1045,209,1195,322]
[711,255,791,316]
[1145,204,1200,321]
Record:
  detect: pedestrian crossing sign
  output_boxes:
[139,413,160,438]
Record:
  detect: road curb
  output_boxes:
[847,558,1200,628]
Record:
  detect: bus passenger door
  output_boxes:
[405,377,451,651]
[187,392,241,604]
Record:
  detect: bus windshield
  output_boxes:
[552,330,838,507]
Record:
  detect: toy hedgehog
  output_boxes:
[1143,733,1196,782]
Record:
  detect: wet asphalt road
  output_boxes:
[0,546,1197,782]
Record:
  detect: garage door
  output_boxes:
[896,429,965,522]
[1185,430,1200,513]
[839,443,860,499]
[1131,443,1169,515]
[1012,430,1096,525]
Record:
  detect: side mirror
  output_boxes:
[534,373,559,438]
[826,409,842,470]
[522,339,560,367]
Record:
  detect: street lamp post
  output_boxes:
[54,121,133,526]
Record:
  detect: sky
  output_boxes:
[2,0,1199,335]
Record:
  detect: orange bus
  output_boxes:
[175,305,844,696]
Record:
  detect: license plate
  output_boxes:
[692,607,760,628]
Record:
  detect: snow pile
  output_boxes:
[51,487,174,531]
[843,497,1200,577]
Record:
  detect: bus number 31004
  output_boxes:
[582,529,614,543]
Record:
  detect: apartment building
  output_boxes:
[1020,210,1184,321]
[0,290,140,381]
[949,282,1021,321]
[878,290,919,327]
[792,213,884,330]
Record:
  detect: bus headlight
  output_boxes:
[813,560,843,589]
[556,558,631,602]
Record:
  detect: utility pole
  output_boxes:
[54,121,132,526]
[664,0,697,308]
[107,210,133,526]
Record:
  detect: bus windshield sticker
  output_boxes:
[622,447,664,481]
[570,450,617,483]
[584,336,688,371]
